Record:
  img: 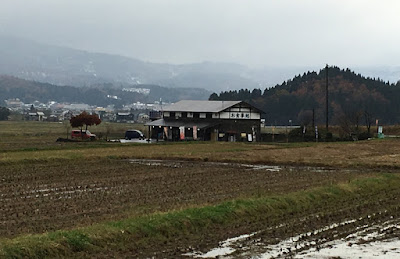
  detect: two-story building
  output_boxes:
[146,100,263,142]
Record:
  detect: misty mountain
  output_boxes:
[1,35,399,95]
[0,36,261,92]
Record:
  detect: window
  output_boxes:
[199,113,206,118]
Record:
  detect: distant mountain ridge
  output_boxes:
[1,35,399,101]
[0,36,260,92]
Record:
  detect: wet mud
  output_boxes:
[1,158,398,258]
[1,159,370,238]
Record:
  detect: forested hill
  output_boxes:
[0,75,210,107]
[210,66,400,125]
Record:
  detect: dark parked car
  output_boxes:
[125,130,145,140]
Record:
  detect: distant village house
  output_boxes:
[27,111,45,121]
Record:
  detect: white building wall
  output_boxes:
[219,111,260,119]
[219,112,230,119]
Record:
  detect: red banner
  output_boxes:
[179,126,185,140]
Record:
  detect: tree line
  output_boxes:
[210,66,400,129]
[0,75,210,108]
[0,106,10,120]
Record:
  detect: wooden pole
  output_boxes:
[325,64,329,131]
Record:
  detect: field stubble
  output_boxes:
[1,122,400,257]
[0,159,374,238]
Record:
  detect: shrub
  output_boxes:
[325,132,333,141]
[358,131,372,140]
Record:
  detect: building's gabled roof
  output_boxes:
[163,100,242,113]
[163,100,264,114]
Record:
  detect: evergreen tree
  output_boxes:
[209,66,399,125]
[0,107,10,120]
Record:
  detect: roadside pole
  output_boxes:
[272,126,275,142]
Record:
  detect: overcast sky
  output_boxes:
[1,0,399,68]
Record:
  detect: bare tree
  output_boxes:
[334,108,363,139]
[105,122,113,141]
[352,110,363,134]
[62,120,71,139]
[297,109,313,127]
[364,110,373,134]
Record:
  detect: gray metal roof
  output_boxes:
[162,100,242,113]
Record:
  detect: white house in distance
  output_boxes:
[146,100,263,141]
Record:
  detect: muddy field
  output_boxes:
[191,186,400,258]
[0,159,374,238]
[2,131,400,257]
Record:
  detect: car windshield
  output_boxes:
[85,130,91,134]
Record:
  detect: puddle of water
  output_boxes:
[240,164,282,172]
[129,159,183,168]
[258,223,399,258]
[127,158,349,174]
[129,159,284,172]
[191,217,400,259]
[184,233,255,258]
[295,238,400,259]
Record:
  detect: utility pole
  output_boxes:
[312,108,315,129]
[325,64,329,131]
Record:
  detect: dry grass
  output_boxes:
[1,135,400,168]
[2,121,400,169]
[0,121,147,151]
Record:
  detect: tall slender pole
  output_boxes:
[325,64,329,131]
[312,108,315,129]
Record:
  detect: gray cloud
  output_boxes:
[1,0,400,68]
